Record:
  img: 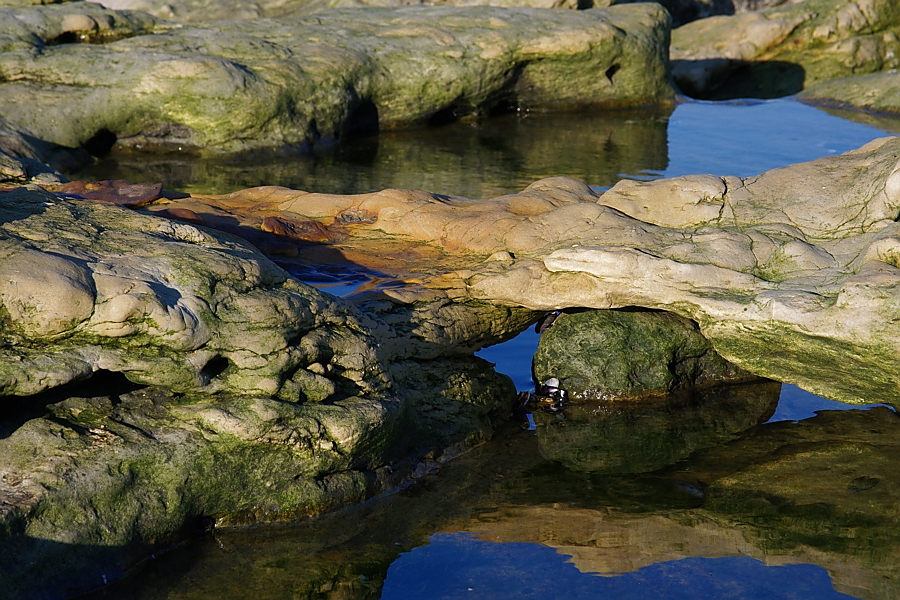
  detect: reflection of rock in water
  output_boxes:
[533,380,781,473]
[474,408,900,600]
[70,108,671,197]
[90,408,900,600]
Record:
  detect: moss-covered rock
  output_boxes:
[532,308,753,399]
[670,0,900,99]
[0,1,674,154]
[0,362,513,598]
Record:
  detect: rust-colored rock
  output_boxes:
[49,179,164,207]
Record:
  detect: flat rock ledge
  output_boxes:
[0,1,674,154]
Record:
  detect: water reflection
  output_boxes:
[87,387,900,600]
[71,107,671,198]
[383,534,858,600]
[533,381,780,474]
[767,384,892,424]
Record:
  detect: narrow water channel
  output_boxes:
[77,99,900,600]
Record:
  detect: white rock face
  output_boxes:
[462,138,900,404]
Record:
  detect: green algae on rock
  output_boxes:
[0,360,514,599]
[0,1,675,154]
[532,309,754,400]
[670,0,900,99]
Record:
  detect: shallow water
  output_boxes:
[76,99,900,600]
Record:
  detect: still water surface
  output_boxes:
[80,99,900,600]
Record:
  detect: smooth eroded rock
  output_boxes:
[798,70,900,115]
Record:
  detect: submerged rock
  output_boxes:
[670,0,900,99]
[532,308,754,399]
[0,1,675,154]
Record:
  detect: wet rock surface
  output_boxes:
[532,308,755,399]
[0,1,674,154]
[671,0,900,99]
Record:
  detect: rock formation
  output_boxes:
[799,70,900,116]
[0,1,674,154]
[145,136,900,407]
[532,308,754,399]
[0,183,534,598]
[3,132,900,599]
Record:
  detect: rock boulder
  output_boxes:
[533,308,754,399]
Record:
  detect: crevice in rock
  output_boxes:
[199,356,230,384]
[342,99,380,138]
[427,102,467,127]
[605,63,621,84]
[81,128,117,157]
[0,370,143,440]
